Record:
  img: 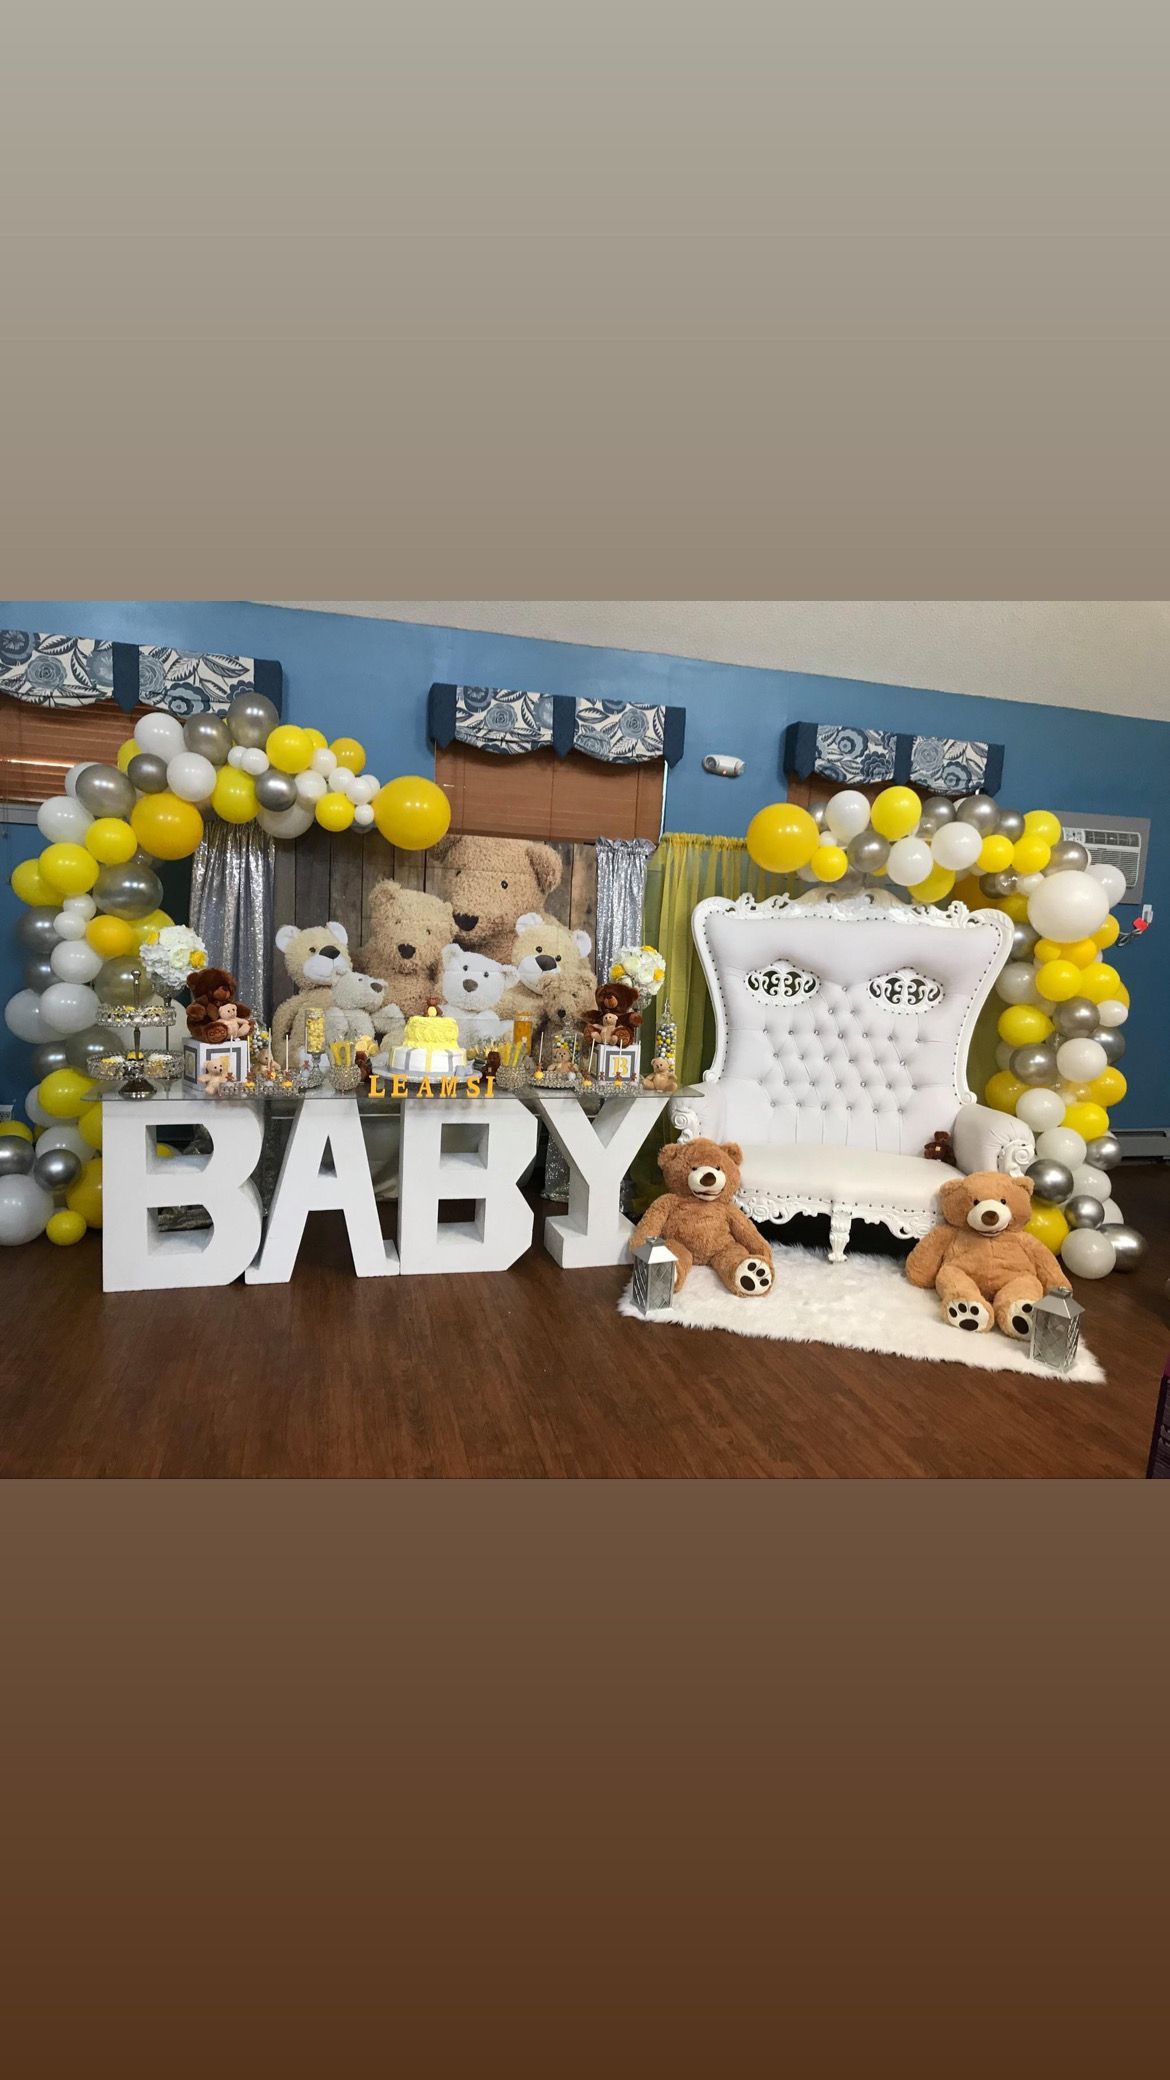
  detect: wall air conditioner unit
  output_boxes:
[1057,813,1150,903]
[1113,1128,1170,1162]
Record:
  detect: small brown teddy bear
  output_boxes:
[642,1055,678,1094]
[629,1138,774,1297]
[585,980,642,1048]
[186,967,253,1046]
[905,1169,1067,1339]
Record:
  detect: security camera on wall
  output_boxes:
[703,754,744,778]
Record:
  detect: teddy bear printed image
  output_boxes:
[585,980,642,1048]
[357,881,457,1019]
[272,921,357,1056]
[498,913,597,1023]
[186,966,254,1046]
[323,970,401,1049]
[629,1138,775,1297]
[905,1169,1067,1339]
[431,836,563,965]
[439,945,518,1043]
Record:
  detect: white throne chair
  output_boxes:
[669,891,1035,1261]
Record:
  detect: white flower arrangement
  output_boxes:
[609,943,667,999]
[139,924,209,996]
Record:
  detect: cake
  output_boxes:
[390,1006,467,1078]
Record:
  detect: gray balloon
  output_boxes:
[254,767,298,811]
[995,807,1025,841]
[1065,1193,1106,1230]
[25,956,55,991]
[183,713,233,765]
[956,793,1001,832]
[809,801,828,829]
[1026,1158,1075,1203]
[227,690,280,747]
[1095,1028,1126,1065]
[1085,1133,1123,1171]
[1010,922,1038,958]
[0,1138,35,1178]
[980,871,1017,898]
[34,1145,83,1193]
[1052,997,1098,1037]
[917,797,955,836]
[16,907,62,953]
[30,1040,70,1077]
[848,830,890,872]
[75,761,136,820]
[94,861,163,921]
[96,956,147,1007]
[1012,1043,1058,1085]
[1048,839,1090,873]
[126,752,169,794]
[1106,1224,1146,1271]
[66,1024,123,1072]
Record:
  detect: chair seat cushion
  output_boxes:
[735,1142,960,1230]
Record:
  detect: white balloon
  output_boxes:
[64,762,96,799]
[25,1083,53,1127]
[358,772,379,801]
[996,962,1042,1006]
[63,894,97,919]
[824,790,871,842]
[1096,998,1128,1028]
[49,939,104,983]
[353,803,375,828]
[294,769,328,802]
[257,802,316,840]
[53,911,87,941]
[1086,861,1126,907]
[0,1173,53,1246]
[1055,1037,1107,1083]
[1060,1227,1116,1279]
[4,990,46,1041]
[134,711,185,760]
[330,767,361,801]
[1036,1126,1087,1168]
[995,1042,1016,1070]
[37,794,92,843]
[1071,1163,1113,1203]
[38,981,100,1035]
[310,747,338,776]
[887,837,933,888]
[1101,1201,1124,1226]
[931,821,983,872]
[227,745,248,768]
[35,1123,89,1161]
[1016,1086,1066,1132]
[1027,870,1110,942]
[1015,872,1045,895]
[166,751,217,803]
[239,747,270,776]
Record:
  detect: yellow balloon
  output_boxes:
[79,1102,104,1150]
[372,776,454,852]
[1063,1101,1110,1141]
[908,864,955,904]
[330,736,366,774]
[1011,835,1051,875]
[1093,915,1120,950]
[997,1004,1052,1047]
[86,913,136,959]
[0,1121,34,1142]
[953,875,984,909]
[1115,981,1130,1008]
[85,816,138,865]
[1032,939,1064,964]
[744,802,819,873]
[870,787,921,841]
[211,767,258,825]
[1090,1068,1127,1107]
[1080,963,1120,1005]
[978,833,1014,872]
[1027,1201,1070,1251]
[1036,958,1082,1002]
[1023,810,1062,845]
[131,792,204,860]
[316,790,356,833]
[39,842,99,896]
[66,1156,103,1230]
[10,858,60,907]
[302,727,328,752]
[155,1142,177,1158]
[810,843,849,883]
[984,1071,1025,1114]
[37,1068,94,1120]
[266,724,313,774]
[116,737,138,773]
[47,1209,87,1246]
[999,893,1030,922]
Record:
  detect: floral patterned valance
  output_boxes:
[428,683,685,766]
[783,720,1003,797]
[0,629,283,719]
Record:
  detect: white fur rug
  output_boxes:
[619,1246,1104,1383]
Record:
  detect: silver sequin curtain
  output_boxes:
[594,837,655,981]
[189,819,276,1018]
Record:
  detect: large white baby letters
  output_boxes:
[246,1097,399,1283]
[103,1097,265,1293]
[397,1098,537,1275]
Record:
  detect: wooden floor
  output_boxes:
[1,1167,1166,1478]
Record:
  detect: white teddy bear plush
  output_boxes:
[323,969,403,1048]
[439,943,518,1043]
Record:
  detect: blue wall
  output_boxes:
[3,600,1168,1125]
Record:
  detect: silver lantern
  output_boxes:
[631,1235,678,1316]
[1028,1286,1084,1373]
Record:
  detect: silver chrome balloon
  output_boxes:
[1011,1044,1058,1085]
[24,956,55,991]
[183,713,233,765]
[96,955,147,1007]
[0,1139,36,1178]
[980,871,1017,898]
[30,1041,70,1077]
[847,830,890,872]
[1048,839,1090,873]
[1084,1132,1122,1171]
[227,690,280,747]
[917,797,955,836]
[1064,1193,1106,1230]
[1095,1029,1125,1065]
[254,767,298,811]
[94,861,163,921]
[1052,997,1098,1037]
[994,807,1025,841]
[956,793,1001,832]
[1106,1224,1146,1270]
[1025,1159,1074,1203]
[1010,921,1038,958]
[33,1145,83,1193]
[126,751,169,794]
[16,907,62,953]
[75,762,136,820]
[66,1024,123,1071]
[809,800,828,829]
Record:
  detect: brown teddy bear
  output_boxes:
[642,1055,678,1094]
[186,966,254,1046]
[585,980,642,1048]
[357,880,457,1020]
[431,836,563,964]
[497,912,596,1024]
[629,1138,774,1297]
[905,1169,1067,1339]
[528,962,597,1052]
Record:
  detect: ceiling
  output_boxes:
[255,602,1170,722]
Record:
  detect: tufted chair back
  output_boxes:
[693,894,1012,1155]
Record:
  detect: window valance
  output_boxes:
[784,721,1003,797]
[0,629,283,719]
[428,683,685,766]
